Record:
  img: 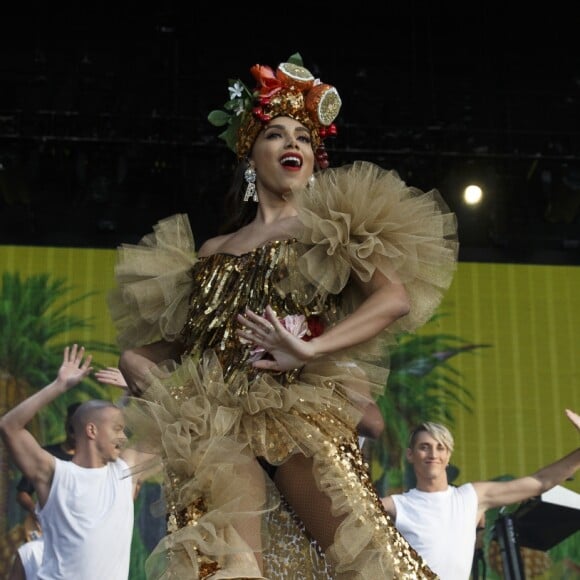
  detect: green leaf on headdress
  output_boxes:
[219,125,238,152]
[208,110,230,128]
[287,52,304,66]
[223,100,240,112]
[207,76,254,154]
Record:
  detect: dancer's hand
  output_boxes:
[94,367,128,389]
[236,306,317,371]
[58,344,93,390]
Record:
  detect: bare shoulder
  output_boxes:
[471,480,492,495]
[198,233,234,258]
[199,217,300,258]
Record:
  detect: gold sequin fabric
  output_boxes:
[178,240,339,385]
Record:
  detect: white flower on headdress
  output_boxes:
[247,314,308,363]
[227,81,248,116]
[228,81,244,100]
[233,101,246,116]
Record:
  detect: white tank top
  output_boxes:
[392,484,478,580]
[37,457,134,580]
[17,538,44,579]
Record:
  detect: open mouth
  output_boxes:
[280,155,302,168]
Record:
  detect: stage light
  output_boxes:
[463,184,483,205]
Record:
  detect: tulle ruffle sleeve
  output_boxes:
[108,213,198,349]
[293,160,458,334]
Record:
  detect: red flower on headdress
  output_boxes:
[250,64,283,97]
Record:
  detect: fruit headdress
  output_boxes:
[208,53,341,168]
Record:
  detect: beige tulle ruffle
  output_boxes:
[108,213,197,349]
[123,350,434,578]
[291,160,458,336]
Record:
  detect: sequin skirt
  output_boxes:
[123,350,438,579]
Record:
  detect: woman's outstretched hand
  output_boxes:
[236,306,317,372]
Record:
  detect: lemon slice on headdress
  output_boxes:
[306,84,342,126]
[277,62,315,90]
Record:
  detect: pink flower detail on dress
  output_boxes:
[247,314,308,363]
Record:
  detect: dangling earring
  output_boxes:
[307,174,315,188]
[243,165,258,202]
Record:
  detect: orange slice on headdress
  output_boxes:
[277,62,315,90]
[306,83,342,126]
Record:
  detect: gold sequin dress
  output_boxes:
[108,161,458,579]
